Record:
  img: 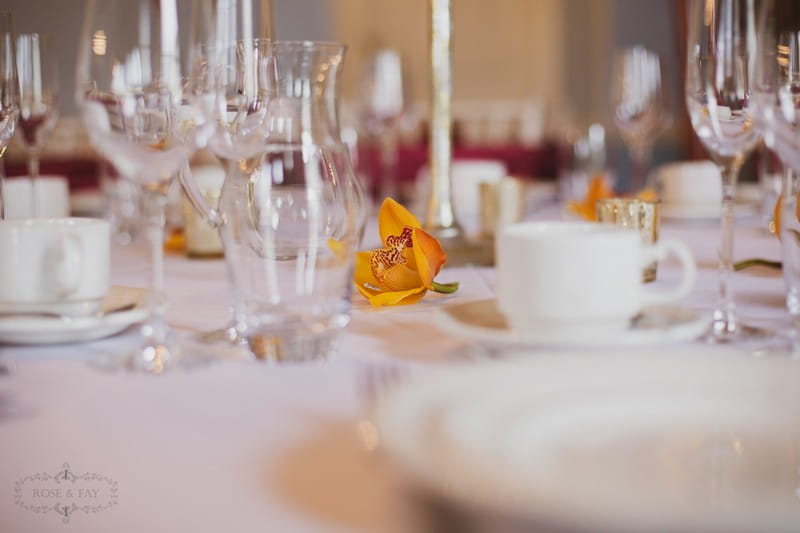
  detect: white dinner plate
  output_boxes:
[434,299,710,349]
[376,353,800,533]
[0,286,148,345]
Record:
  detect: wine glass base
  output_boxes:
[195,324,246,346]
[702,319,773,344]
[751,329,800,359]
[92,338,222,373]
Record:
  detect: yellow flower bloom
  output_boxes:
[354,198,457,307]
[567,175,614,221]
[567,175,657,221]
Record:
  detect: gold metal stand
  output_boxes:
[425,0,493,266]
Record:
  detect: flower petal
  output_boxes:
[377,262,423,292]
[379,197,421,245]
[355,283,428,307]
[354,250,422,292]
[353,251,381,288]
[411,227,447,289]
[567,175,613,221]
[327,238,348,261]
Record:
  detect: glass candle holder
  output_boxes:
[596,198,659,282]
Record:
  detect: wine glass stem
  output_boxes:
[28,154,39,217]
[629,142,653,194]
[378,127,398,201]
[714,163,739,337]
[141,187,168,347]
[782,168,800,355]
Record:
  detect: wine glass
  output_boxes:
[359,48,405,202]
[611,46,671,194]
[179,0,273,346]
[16,33,58,215]
[180,37,272,346]
[753,1,800,355]
[686,0,763,342]
[0,12,19,220]
[76,0,216,372]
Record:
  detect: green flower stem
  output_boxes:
[733,258,782,272]
[432,281,459,294]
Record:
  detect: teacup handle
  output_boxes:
[52,234,82,298]
[640,238,697,307]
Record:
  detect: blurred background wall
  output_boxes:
[3,0,688,172]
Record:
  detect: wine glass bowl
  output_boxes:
[0,12,19,221]
[15,33,58,193]
[0,13,17,154]
[611,46,671,193]
[359,48,405,201]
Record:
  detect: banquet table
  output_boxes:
[0,203,787,533]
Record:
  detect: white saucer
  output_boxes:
[376,354,800,533]
[0,286,148,345]
[434,299,710,349]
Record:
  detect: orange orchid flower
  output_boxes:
[567,175,657,221]
[567,175,614,221]
[354,198,458,307]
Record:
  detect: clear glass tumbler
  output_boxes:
[198,41,364,362]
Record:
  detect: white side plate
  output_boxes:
[0,286,147,345]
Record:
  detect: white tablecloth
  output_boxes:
[0,206,786,533]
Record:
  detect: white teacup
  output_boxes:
[416,160,508,235]
[3,175,71,219]
[655,161,721,207]
[0,218,110,316]
[496,222,696,335]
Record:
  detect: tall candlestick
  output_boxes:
[425,0,492,265]
[425,0,461,239]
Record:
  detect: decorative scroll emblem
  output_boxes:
[15,463,118,524]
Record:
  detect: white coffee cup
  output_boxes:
[3,175,71,219]
[416,159,508,235]
[496,222,696,335]
[0,218,110,316]
[655,161,721,207]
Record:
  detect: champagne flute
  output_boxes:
[611,46,671,194]
[359,48,405,202]
[76,0,215,372]
[686,0,763,342]
[16,33,58,215]
[0,12,19,220]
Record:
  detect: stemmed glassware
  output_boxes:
[0,12,19,220]
[179,0,273,346]
[181,37,272,346]
[76,0,216,371]
[753,1,800,355]
[16,33,58,214]
[611,46,671,194]
[360,48,405,201]
[686,0,763,342]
